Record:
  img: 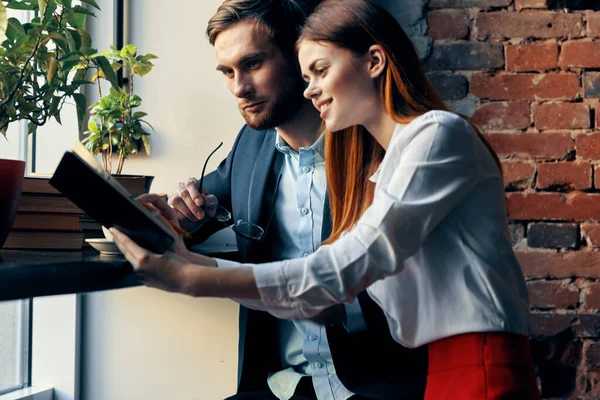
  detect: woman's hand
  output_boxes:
[110,226,192,293]
[111,227,258,299]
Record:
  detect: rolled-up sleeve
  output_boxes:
[237,115,481,319]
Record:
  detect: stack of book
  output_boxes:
[5,175,85,250]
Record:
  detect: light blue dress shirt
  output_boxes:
[265,131,365,400]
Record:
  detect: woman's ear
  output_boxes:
[366,44,386,79]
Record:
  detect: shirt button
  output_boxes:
[301,207,309,215]
[314,361,322,369]
[308,334,317,341]
[302,166,310,173]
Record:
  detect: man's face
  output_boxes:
[214,20,305,130]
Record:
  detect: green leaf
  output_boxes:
[65,10,86,29]
[136,53,158,62]
[0,2,7,40]
[120,44,136,58]
[72,92,86,132]
[64,29,81,52]
[142,134,151,156]
[5,0,37,10]
[6,18,25,41]
[37,0,46,16]
[140,119,155,131]
[132,63,152,77]
[132,111,147,120]
[77,28,91,51]
[79,0,100,9]
[95,55,119,89]
[42,0,57,24]
[27,121,37,135]
[87,118,100,133]
[72,5,95,16]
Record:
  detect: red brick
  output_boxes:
[502,161,535,189]
[537,162,591,190]
[534,103,590,130]
[484,133,573,159]
[530,312,575,336]
[429,0,510,8]
[587,343,600,368]
[576,133,600,159]
[585,282,600,309]
[560,41,600,68]
[471,73,579,101]
[576,315,600,338]
[596,165,600,189]
[515,0,547,9]
[587,11,600,37]
[516,250,600,278]
[527,281,579,309]
[472,101,531,131]
[507,193,600,220]
[582,223,600,247]
[427,10,469,40]
[475,12,583,40]
[506,43,558,72]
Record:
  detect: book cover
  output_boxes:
[50,142,175,254]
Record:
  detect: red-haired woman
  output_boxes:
[111,0,540,398]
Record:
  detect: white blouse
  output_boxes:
[217,110,531,348]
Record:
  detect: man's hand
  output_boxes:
[168,177,206,221]
[168,178,220,222]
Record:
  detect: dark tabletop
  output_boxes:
[0,246,241,302]
[0,250,141,301]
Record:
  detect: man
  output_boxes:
[168,1,427,399]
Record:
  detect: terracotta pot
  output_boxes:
[0,159,26,248]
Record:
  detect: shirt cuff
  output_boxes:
[252,261,292,307]
[214,258,243,268]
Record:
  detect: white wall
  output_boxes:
[80,1,244,399]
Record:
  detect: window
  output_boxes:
[0,301,31,396]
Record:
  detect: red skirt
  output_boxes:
[424,332,541,400]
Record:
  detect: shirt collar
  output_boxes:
[275,129,326,160]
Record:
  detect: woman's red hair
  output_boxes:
[298,0,501,244]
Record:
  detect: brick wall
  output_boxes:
[423,0,600,398]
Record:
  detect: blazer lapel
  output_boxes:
[321,193,332,242]
[247,130,281,231]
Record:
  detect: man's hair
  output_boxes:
[206,0,319,57]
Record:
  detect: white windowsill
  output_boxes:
[0,387,53,400]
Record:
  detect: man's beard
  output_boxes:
[240,75,305,130]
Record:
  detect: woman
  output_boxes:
[112,0,540,398]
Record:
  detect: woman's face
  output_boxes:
[298,40,381,132]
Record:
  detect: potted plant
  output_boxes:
[83,44,157,178]
[0,0,117,248]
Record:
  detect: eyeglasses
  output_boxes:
[196,142,265,241]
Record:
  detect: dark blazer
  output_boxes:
[199,125,427,399]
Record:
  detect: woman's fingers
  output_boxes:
[110,227,151,270]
